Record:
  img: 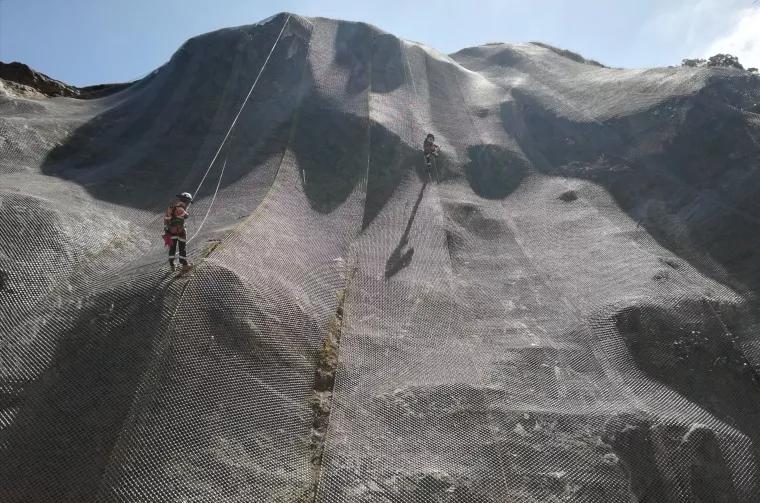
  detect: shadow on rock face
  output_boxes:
[292,96,368,214]
[332,22,407,95]
[371,33,407,94]
[445,201,508,240]
[500,92,624,170]
[602,414,669,501]
[201,267,318,373]
[685,425,741,502]
[501,79,760,300]
[0,272,175,503]
[558,189,578,202]
[464,144,527,199]
[614,301,760,499]
[97,264,322,502]
[363,123,422,229]
[333,22,373,95]
[40,15,312,210]
[385,181,427,278]
[604,413,742,502]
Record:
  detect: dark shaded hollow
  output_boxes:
[614,301,760,496]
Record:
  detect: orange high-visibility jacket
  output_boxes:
[164,202,189,235]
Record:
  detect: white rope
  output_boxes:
[186,14,291,246]
[188,157,227,243]
[192,14,292,199]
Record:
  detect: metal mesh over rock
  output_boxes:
[2,12,760,503]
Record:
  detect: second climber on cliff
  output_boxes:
[163,192,193,273]
[423,133,440,180]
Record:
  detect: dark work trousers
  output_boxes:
[169,234,188,265]
[425,154,438,181]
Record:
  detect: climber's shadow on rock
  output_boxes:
[385,179,428,278]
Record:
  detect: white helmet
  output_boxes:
[176,192,193,203]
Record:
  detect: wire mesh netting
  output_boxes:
[2,12,760,503]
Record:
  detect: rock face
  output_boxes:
[1,12,760,503]
[0,61,131,98]
[0,61,79,97]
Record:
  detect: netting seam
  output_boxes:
[191,14,292,199]
[312,31,376,501]
[201,17,316,267]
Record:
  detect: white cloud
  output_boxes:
[635,0,749,67]
[656,0,744,50]
[705,7,760,69]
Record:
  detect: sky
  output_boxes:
[1,0,759,87]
